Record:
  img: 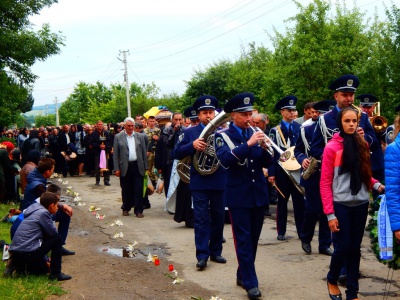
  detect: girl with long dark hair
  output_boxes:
[320,107,385,300]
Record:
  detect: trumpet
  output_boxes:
[247,123,291,162]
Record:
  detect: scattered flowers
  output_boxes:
[96,213,105,220]
[50,172,60,178]
[147,252,153,262]
[89,206,101,212]
[125,241,138,257]
[62,181,69,185]
[109,219,123,227]
[113,231,124,239]
[77,202,86,206]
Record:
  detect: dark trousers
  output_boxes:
[94,154,109,184]
[229,207,265,290]
[120,161,144,214]
[300,175,331,250]
[327,202,369,300]
[191,190,225,261]
[275,168,305,237]
[11,233,63,275]
[52,211,70,245]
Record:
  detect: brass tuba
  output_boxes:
[177,111,231,182]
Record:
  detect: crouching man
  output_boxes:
[8,192,72,281]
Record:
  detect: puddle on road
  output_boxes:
[99,247,133,258]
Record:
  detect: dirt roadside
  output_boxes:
[48,175,400,300]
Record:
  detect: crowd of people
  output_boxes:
[1,74,399,299]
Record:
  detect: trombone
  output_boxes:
[247,123,291,162]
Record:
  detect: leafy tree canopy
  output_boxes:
[0,0,64,127]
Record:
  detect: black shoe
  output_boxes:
[236,278,245,289]
[143,204,151,209]
[210,255,226,263]
[264,209,271,217]
[327,282,342,300]
[95,181,100,186]
[61,247,75,256]
[222,236,226,243]
[104,182,111,186]
[246,287,261,299]
[196,259,207,270]
[301,242,312,254]
[277,234,286,241]
[49,272,72,281]
[319,248,333,256]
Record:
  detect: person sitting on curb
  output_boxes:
[7,192,72,281]
[19,157,75,255]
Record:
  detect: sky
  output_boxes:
[29,0,391,107]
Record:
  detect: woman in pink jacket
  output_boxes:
[320,107,384,300]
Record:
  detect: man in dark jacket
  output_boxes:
[91,120,112,186]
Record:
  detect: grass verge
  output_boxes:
[0,203,66,300]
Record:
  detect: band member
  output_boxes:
[174,96,226,270]
[215,92,272,300]
[384,104,400,145]
[295,100,335,255]
[357,94,385,199]
[268,95,304,241]
[91,120,112,186]
[183,106,200,127]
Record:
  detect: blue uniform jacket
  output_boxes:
[294,121,316,187]
[268,120,301,177]
[214,124,272,208]
[174,124,225,191]
[385,134,400,231]
[310,106,379,160]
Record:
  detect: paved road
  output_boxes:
[61,175,400,299]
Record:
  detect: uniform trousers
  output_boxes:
[229,207,265,290]
[275,168,305,237]
[191,190,224,261]
[327,202,368,300]
[120,161,144,214]
[300,173,331,251]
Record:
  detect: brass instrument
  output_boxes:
[177,111,231,182]
[371,102,388,133]
[301,157,320,180]
[277,146,305,196]
[247,124,291,162]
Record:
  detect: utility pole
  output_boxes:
[119,50,131,118]
[54,97,60,127]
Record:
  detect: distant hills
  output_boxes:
[24,103,57,117]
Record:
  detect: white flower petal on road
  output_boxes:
[147,252,153,262]
[73,196,81,202]
[62,181,69,185]
[113,232,124,239]
[172,269,178,277]
[172,278,184,284]
[77,202,86,206]
[67,186,72,189]
[57,178,62,182]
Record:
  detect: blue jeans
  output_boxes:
[327,202,368,300]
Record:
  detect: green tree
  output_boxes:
[0,0,65,126]
[35,114,56,127]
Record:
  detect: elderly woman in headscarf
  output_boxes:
[0,142,18,203]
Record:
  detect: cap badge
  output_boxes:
[347,79,353,86]
[364,98,369,102]
[289,99,294,105]
[191,110,196,116]
[243,97,250,105]
[205,98,211,105]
